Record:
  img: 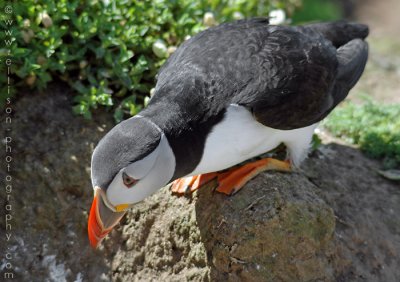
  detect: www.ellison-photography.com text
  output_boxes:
[2,2,15,280]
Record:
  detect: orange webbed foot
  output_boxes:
[215,158,291,195]
[171,172,218,195]
[171,158,291,196]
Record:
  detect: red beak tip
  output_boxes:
[88,195,102,249]
[87,191,125,249]
[88,232,99,249]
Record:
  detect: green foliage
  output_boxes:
[1,0,301,121]
[323,101,400,169]
[311,133,322,151]
[291,0,341,24]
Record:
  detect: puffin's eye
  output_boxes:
[122,172,137,188]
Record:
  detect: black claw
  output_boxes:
[184,185,191,195]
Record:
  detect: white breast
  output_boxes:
[190,104,318,176]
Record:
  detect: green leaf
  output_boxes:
[377,170,400,181]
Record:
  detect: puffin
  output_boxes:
[88,19,369,248]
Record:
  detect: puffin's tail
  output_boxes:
[303,21,369,114]
[329,38,368,107]
[304,20,369,48]
[336,39,369,89]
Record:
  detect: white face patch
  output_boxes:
[106,134,175,206]
[123,142,161,179]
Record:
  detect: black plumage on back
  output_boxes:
[142,18,369,178]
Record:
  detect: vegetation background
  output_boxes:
[1,0,398,170]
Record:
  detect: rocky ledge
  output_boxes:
[1,84,399,281]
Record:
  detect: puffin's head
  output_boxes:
[88,116,175,248]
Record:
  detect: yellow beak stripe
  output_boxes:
[115,204,129,212]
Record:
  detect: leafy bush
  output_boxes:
[1,0,301,121]
[291,0,341,24]
[323,101,400,169]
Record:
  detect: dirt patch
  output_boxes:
[0,83,115,281]
[1,85,399,281]
[347,0,400,104]
[354,0,400,39]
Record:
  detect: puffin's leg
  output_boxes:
[215,158,291,195]
[171,172,218,194]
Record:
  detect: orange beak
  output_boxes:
[88,189,126,248]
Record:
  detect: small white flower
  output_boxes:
[269,9,286,25]
[167,46,177,56]
[23,19,31,28]
[152,40,168,58]
[203,12,216,27]
[233,11,244,20]
[149,88,155,97]
[144,96,151,107]
[40,12,53,28]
